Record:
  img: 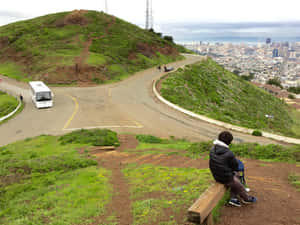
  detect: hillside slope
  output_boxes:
[160,58,300,137]
[0,10,183,85]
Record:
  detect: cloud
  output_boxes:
[158,22,300,42]
[0,10,28,26]
[0,10,26,19]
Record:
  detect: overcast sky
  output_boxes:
[1,0,300,27]
[1,0,300,43]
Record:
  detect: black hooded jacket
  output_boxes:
[209,140,239,184]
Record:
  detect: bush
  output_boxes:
[288,173,300,191]
[136,134,163,143]
[267,78,283,89]
[288,86,300,94]
[163,35,174,43]
[288,94,295,99]
[59,129,120,146]
[252,130,262,136]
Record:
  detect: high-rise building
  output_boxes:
[266,38,271,44]
[272,49,279,57]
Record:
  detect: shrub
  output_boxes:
[163,35,174,43]
[288,94,295,99]
[136,134,163,143]
[288,173,300,191]
[288,86,300,94]
[59,129,120,146]
[267,78,283,89]
[252,130,262,136]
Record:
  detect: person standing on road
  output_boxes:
[209,131,257,207]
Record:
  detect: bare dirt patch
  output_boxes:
[129,42,179,60]
[55,10,89,27]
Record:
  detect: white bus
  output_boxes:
[29,81,53,108]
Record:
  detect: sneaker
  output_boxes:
[242,196,257,204]
[228,198,241,207]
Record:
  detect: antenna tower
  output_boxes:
[145,0,153,30]
[105,0,108,13]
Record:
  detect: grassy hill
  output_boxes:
[160,58,300,138]
[0,91,18,118]
[0,10,184,85]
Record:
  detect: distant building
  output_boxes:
[266,38,271,44]
[282,42,289,47]
[272,49,279,57]
[289,50,297,59]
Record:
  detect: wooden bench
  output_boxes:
[188,182,226,225]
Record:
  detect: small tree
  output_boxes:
[252,130,262,136]
[267,78,283,89]
[163,35,174,43]
[233,69,241,76]
[288,94,295,99]
[288,86,300,94]
[241,74,254,81]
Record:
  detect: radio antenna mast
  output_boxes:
[145,0,153,30]
[105,0,108,13]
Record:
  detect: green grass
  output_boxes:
[0,134,113,225]
[0,98,24,126]
[122,135,193,157]
[0,91,19,118]
[291,110,300,136]
[187,141,300,163]
[211,190,230,223]
[123,163,213,225]
[86,52,107,66]
[59,128,120,146]
[161,59,299,138]
[132,134,300,163]
[0,62,29,82]
[288,173,300,191]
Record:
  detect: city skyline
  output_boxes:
[161,22,300,43]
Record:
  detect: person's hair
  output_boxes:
[218,131,233,145]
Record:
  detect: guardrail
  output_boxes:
[0,93,22,122]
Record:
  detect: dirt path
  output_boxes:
[90,134,300,225]
[75,16,116,83]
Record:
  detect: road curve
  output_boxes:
[0,55,283,146]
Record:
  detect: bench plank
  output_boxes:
[188,182,226,224]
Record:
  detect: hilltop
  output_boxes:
[160,58,300,137]
[0,10,185,85]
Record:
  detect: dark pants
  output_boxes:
[225,175,250,201]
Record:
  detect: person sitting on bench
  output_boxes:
[209,131,257,207]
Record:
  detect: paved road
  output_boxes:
[0,55,281,146]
